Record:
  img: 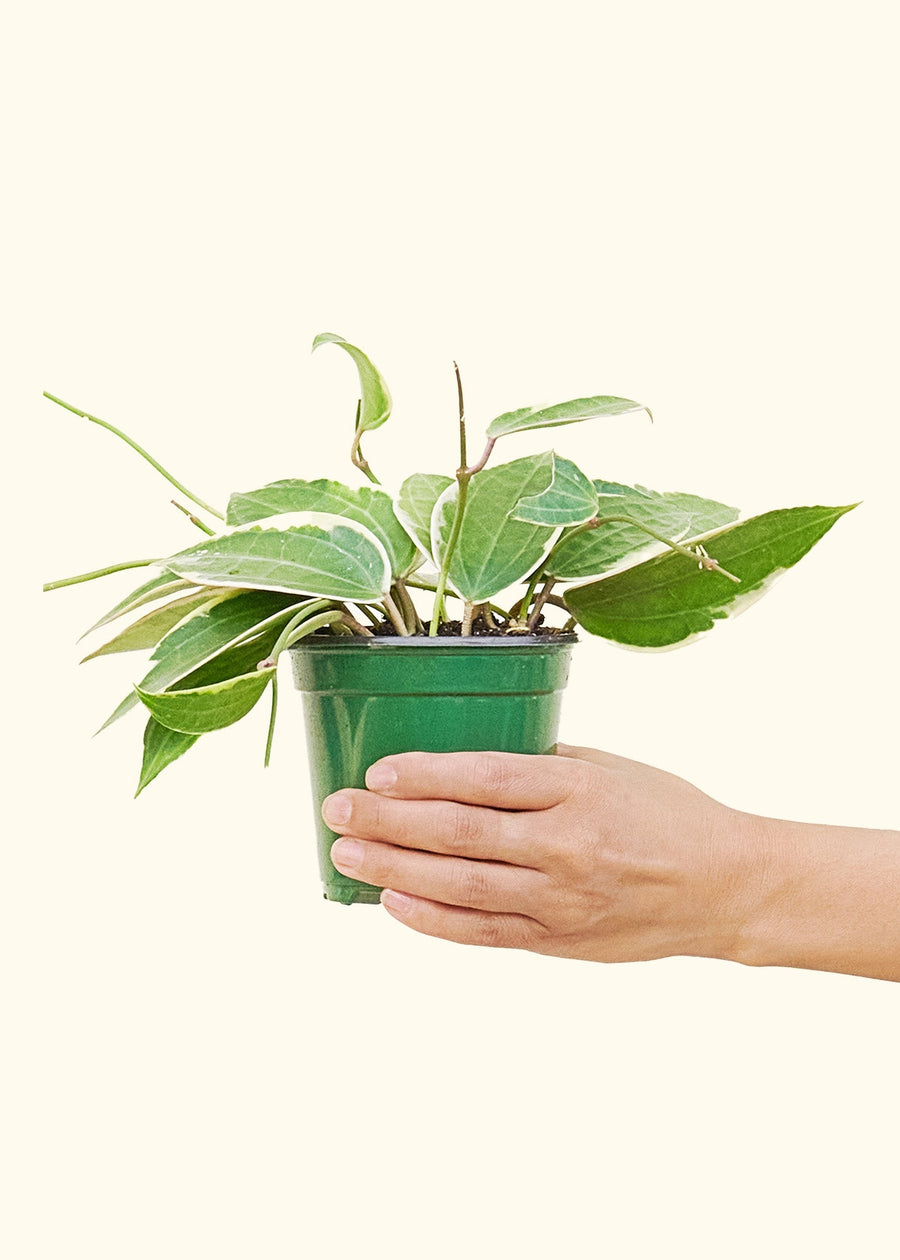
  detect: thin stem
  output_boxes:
[43,392,225,520]
[527,577,557,632]
[466,437,496,476]
[283,610,346,647]
[461,601,475,636]
[171,499,216,536]
[517,568,545,623]
[382,591,412,636]
[258,599,333,665]
[429,475,469,635]
[454,361,467,470]
[264,676,279,768]
[394,579,423,634]
[43,558,158,592]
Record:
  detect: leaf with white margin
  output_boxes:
[511,455,598,527]
[312,332,392,433]
[164,522,391,603]
[136,665,276,735]
[99,589,306,731]
[431,453,558,603]
[395,473,454,563]
[548,482,740,581]
[486,395,650,439]
[81,588,241,661]
[80,570,196,639]
[563,504,857,647]
[227,478,417,577]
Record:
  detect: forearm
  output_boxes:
[731,812,900,981]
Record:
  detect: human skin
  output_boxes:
[322,744,900,982]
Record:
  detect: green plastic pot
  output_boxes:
[290,634,577,904]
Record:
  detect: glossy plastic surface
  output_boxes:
[290,636,576,903]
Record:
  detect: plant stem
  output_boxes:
[454,361,467,469]
[516,567,545,623]
[258,599,333,665]
[394,579,423,634]
[461,601,475,635]
[527,577,557,632]
[545,515,742,583]
[43,393,225,520]
[382,591,412,636]
[283,610,346,647]
[430,362,476,637]
[43,557,158,591]
[264,676,279,768]
[171,499,216,535]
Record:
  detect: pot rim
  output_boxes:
[289,632,578,651]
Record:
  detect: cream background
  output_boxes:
[5,2,899,1257]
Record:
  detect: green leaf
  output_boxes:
[226,478,417,577]
[433,454,557,602]
[100,590,305,730]
[563,504,856,648]
[486,395,650,440]
[136,666,276,735]
[136,719,200,796]
[511,456,598,527]
[395,473,454,563]
[548,483,740,581]
[165,523,391,603]
[80,570,196,639]
[312,332,392,434]
[81,588,239,661]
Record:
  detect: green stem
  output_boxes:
[260,600,333,663]
[171,499,216,535]
[382,591,412,636]
[284,610,346,646]
[394,579,423,634]
[43,557,158,592]
[43,392,225,520]
[517,567,545,622]
[264,676,279,768]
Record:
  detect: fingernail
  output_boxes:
[331,838,364,871]
[323,793,352,826]
[381,889,413,915]
[366,763,397,792]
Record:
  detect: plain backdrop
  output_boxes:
[4,2,898,1258]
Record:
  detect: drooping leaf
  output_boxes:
[81,588,240,661]
[548,483,740,581]
[135,719,200,796]
[432,453,557,602]
[79,570,196,639]
[395,473,454,563]
[136,666,276,734]
[486,395,650,440]
[226,479,417,577]
[563,504,856,648]
[511,456,598,527]
[164,523,391,603]
[100,590,306,730]
[312,332,392,433]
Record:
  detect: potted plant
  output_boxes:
[44,333,855,903]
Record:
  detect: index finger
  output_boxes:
[363,750,577,809]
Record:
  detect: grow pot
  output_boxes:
[290,634,577,904]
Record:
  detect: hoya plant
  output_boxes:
[44,333,854,794]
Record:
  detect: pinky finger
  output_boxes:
[380,889,549,952]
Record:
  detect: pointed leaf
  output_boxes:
[312,332,392,433]
[548,483,740,581]
[563,504,856,647]
[432,454,557,603]
[512,456,598,527]
[80,570,195,639]
[136,666,276,734]
[486,395,650,439]
[136,719,200,795]
[165,523,391,602]
[100,590,305,730]
[226,478,417,577]
[81,589,240,661]
[395,473,454,563]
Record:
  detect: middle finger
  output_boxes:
[322,789,544,867]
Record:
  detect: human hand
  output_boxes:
[322,744,765,963]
